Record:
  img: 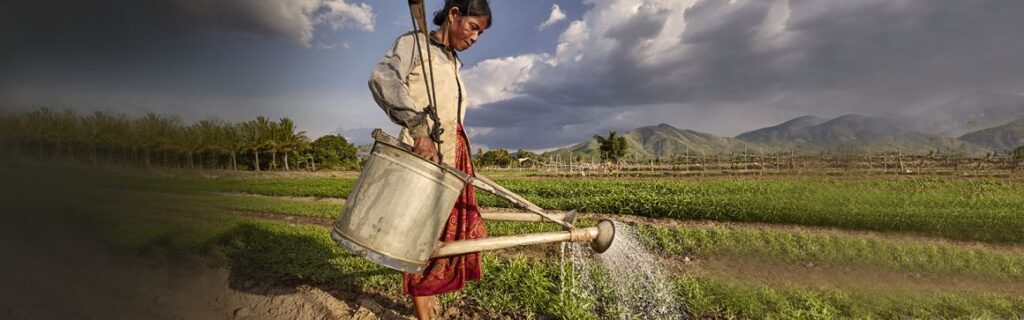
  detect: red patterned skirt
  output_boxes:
[403,125,487,296]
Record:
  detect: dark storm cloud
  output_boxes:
[0,0,368,57]
[0,0,375,125]
[467,0,1024,149]
[467,96,630,149]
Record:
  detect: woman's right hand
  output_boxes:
[413,136,440,163]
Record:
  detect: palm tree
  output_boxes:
[52,109,81,160]
[95,112,126,165]
[0,114,14,156]
[81,112,105,165]
[222,123,247,171]
[194,119,224,169]
[25,108,58,157]
[593,131,628,163]
[243,117,270,172]
[276,118,308,171]
[263,119,281,170]
[135,114,171,167]
[177,124,203,169]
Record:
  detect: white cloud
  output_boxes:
[318,0,375,32]
[538,4,568,30]
[462,54,549,108]
[553,20,590,65]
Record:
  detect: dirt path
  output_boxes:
[660,255,1024,296]
[217,192,346,205]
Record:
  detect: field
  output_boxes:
[4,164,1024,319]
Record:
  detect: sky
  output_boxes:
[3,0,1024,150]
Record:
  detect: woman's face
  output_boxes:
[446,9,489,52]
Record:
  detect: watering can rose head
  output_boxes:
[592,220,617,254]
[433,0,492,52]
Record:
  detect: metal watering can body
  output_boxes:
[332,130,615,273]
[331,140,465,273]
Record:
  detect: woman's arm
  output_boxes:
[368,33,431,139]
[368,33,440,162]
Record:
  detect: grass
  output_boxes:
[70,166,1024,243]
[77,185,1024,318]
[86,193,1024,319]
[124,175,356,199]
[95,172,1024,244]
[7,164,1024,319]
[142,191,343,219]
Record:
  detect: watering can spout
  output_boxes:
[431,220,617,258]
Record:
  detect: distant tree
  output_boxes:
[593,131,627,162]
[241,118,264,171]
[515,149,537,160]
[222,123,246,170]
[311,135,359,169]
[0,114,18,156]
[514,149,538,167]
[478,148,513,167]
[177,125,201,168]
[193,119,225,169]
[135,113,181,167]
[263,118,282,170]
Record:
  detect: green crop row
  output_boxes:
[477,176,1024,243]
[72,167,1024,244]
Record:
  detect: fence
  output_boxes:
[482,152,1024,176]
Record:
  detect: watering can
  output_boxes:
[331,129,616,273]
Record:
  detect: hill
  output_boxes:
[550,123,762,159]
[735,114,989,156]
[735,115,827,145]
[959,117,1024,153]
[912,92,1024,136]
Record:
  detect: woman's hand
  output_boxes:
[413,136,440,163]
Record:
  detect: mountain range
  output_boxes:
[549,123,759,158]
[549,92,1024,158]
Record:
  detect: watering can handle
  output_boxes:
[466,176,576,230]
[371,129,576,230]
[408,0,428,35]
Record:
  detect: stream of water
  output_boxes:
[561,221,687,319]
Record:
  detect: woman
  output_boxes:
[367,0,492,319]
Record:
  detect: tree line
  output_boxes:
[0,108,360,171]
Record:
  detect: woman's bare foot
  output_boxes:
[412,295,438,320]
